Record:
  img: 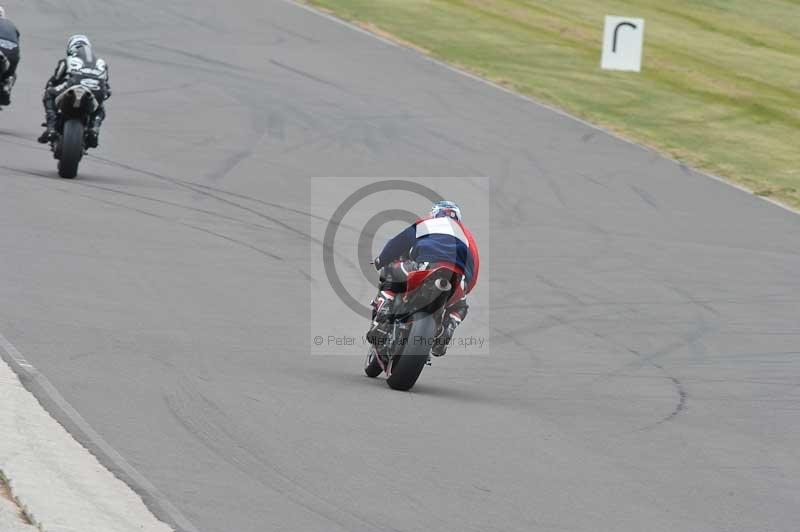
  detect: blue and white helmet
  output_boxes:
[66,35,91,56]
[431,200,462,221]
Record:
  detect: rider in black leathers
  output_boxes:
[0,6,20,106]
[37,35,111,147]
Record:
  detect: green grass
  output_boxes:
[305,0,800,210]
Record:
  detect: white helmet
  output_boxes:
[0,6,6,18]
[431,200,463,221]
[66,35,92,56]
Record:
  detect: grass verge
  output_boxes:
[304,0,800,210]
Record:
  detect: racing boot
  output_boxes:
[85,129,99,148]
[86,108,105,148]
[0,75,13,105]
[430,314,461,357]
[37,125,56,144]
[366,291,395,346]
[38,100,58,144]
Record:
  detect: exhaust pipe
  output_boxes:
[434,278,452,291]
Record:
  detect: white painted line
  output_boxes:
[0,330,193,532]
[284,0,800,218]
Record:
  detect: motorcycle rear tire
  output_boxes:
[58,119,84,179]
[386,314,436,391]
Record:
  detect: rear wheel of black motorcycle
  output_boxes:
[58,119,84,179]
[386,314,436,391]
[364,347,383,378]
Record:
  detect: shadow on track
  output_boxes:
[302,363,499,404]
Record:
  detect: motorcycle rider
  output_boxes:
[367,200,480,357]
[0,6,20,106]
[38,35,111,146]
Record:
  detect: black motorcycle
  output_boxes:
[48,76,102,178]
[0,51,9,108]
[364,263,462,391]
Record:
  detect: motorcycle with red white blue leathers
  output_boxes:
[365,201,479,391]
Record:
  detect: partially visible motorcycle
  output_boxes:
[48,74,103,178]
[364,262,463,391]
[0,51,9,108]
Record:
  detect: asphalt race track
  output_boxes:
[1,1,799,531]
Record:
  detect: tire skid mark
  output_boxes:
[629,184,661,211]
[564,317,701,429]
[0,138,48,153]
[142,42,253,74]
[667,283,722,318]
[626,348,689,431]
[85,155,356,262]
[164,376,390,532]
[105,46,266,87]
[85,154,361,271]
[489,295,799,310]
[79,177,361,237]
[181,223,285,262]
[0,165,59,180]
[535,274,586,306]
[74,181,297,234]
[189,182,353,226]
[267,21,322,44]
[5,158,330,285]
[3,163,308,244]
[269,59,346,91]
[624,316,713,369]
[651,364,688,426]
[86,154,314,240]
[49,187,322,282]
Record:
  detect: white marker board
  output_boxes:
[601,16,644,72]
